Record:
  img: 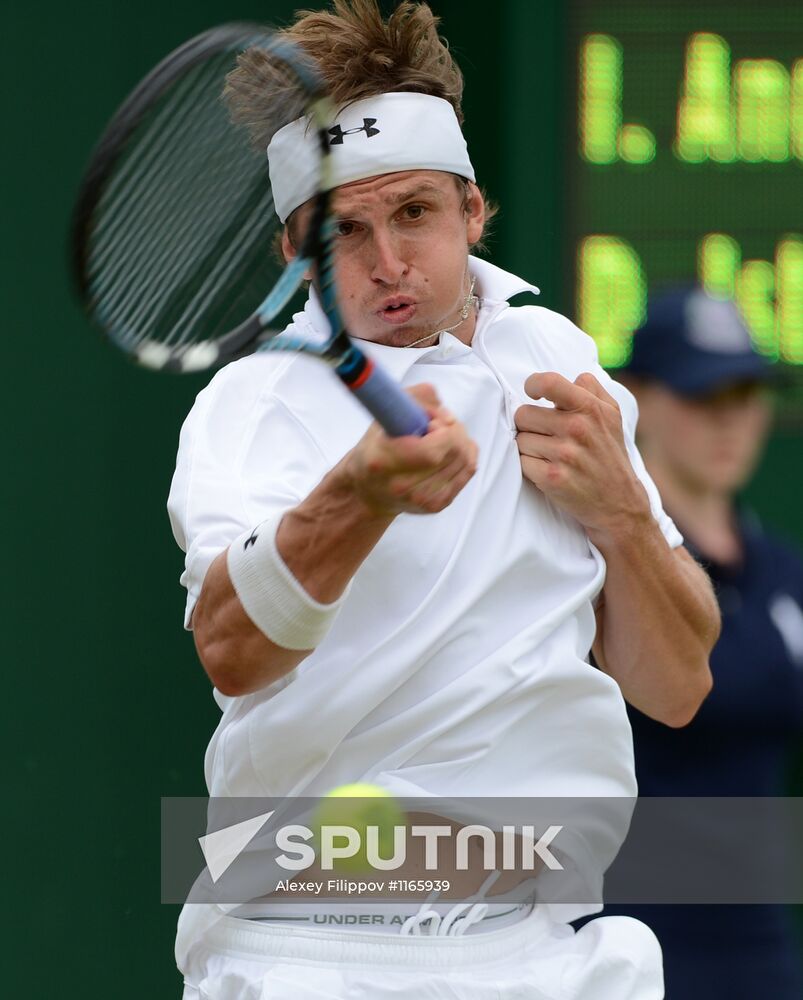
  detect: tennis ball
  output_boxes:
[310,783,407,874]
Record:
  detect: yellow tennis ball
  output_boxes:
[310,783,407,874]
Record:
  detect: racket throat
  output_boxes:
[334,344,372,389]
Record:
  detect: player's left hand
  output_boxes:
[514,371,651,544]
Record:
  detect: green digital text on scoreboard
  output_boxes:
[568,1,803,368]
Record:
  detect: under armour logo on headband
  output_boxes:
[268,93,475,222]
[328,118,381,145]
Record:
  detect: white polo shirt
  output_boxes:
[168,256,681,928]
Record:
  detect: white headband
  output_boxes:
[267,91,475,223]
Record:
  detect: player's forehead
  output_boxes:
[331,169,458,213]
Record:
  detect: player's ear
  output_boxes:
[464,182,485,247]
[282,220,314,281]
[281,226,296,263]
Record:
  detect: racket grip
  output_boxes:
[346,361,430,437]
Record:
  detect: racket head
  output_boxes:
[70,23,328,373]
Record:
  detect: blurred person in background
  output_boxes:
[615,285,803,998]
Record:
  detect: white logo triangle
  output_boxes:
[198,810,275,883]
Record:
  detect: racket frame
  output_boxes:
[71,23,430,436]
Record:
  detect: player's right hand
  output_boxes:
[342,383,478,517]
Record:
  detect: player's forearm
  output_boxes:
[591,513,720,728]
[277,465,396,603]
[192,466,394,696]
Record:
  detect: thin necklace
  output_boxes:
[404,277,478,348]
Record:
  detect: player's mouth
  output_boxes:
[377,297,417,325]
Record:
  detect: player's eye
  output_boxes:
[402,204,426,220]
[335,220,357,237]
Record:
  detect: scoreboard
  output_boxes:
[566,0,803,375]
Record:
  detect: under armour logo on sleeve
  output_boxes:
[328,119,381,145]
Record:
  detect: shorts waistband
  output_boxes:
[204,903,553,968]
[239,898,535,936]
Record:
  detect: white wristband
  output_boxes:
[226,512,350,650]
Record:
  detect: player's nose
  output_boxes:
[369,228,409,284]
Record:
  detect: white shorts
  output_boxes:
[179,906,664,999]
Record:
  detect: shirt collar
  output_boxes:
[467,255,540,303]
[299,255,540,381]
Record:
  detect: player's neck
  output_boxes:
[435,274,480,347]
[451,306,479,346]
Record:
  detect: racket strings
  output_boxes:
[157,187,275,346]
[85,43,300,354]
[99,167,268,346]
[92,67,213,262]
[93,62,254,337]
[90,73,232,324]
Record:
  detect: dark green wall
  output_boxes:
[7,4,298,995]
[6,1,800,996]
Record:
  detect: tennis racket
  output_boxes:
[70,22,430,437]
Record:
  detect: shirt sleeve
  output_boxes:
[166,358,328,630]
[595,368,684,551]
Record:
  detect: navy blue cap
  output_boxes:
[623,286,772,397]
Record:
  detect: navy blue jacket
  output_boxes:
[632,511,803,797]
[612,511,803,998]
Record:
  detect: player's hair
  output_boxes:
[224,0,497,250]
[226,0,465,149]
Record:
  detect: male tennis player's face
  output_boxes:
[283,169,485,348]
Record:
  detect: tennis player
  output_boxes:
[167,2,720,997]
